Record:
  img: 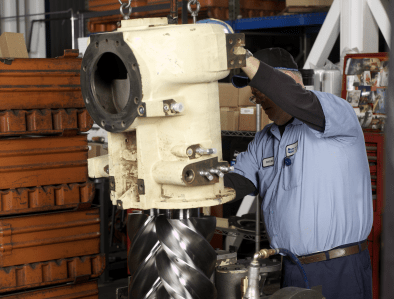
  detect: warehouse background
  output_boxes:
[0,1,392,298]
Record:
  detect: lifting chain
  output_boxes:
[119,0,132,20]
[187,0,201,24]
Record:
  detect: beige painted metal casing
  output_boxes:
[89,18,238,210]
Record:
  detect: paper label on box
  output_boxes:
[240,108,254,115]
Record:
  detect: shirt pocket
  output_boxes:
[282,154,302,190]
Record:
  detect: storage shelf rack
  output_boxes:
[225,12,327,31]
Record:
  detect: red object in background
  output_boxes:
[341,52,389,100]
[364,132,384,299]
[87,0,285,33]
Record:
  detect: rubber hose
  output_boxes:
[278,248,310,289]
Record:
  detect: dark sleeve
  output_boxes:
[224,172,257,203]
[249,61,325,132]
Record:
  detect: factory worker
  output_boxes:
[224,48,373,299]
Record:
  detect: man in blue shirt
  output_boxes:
[224,48,373,299]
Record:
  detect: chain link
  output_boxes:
[118,0,131,9]
[187,0,201,23]
[120,2,132,20]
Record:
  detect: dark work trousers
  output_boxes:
[282,241,372,299]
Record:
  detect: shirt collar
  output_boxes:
[270,118,303,131]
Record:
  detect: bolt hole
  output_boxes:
[125,139,129,143]
[116,41,120,46]
[112,125,115,129]
[132,63,136,70]
[134,97,139,104]
[229,39,233,44]
[95,42,99,48]
[237,38,241,43]
[239,59,242,64]
[83,66,86,72]
[101,120,106,126]
[85,98,89,104]
[138,185,143,192]
[121,121,126,127]
[184,170,195,183]
[105,39,108,43]
[230,60,234,65]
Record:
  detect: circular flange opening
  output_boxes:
[92,52,131,114]
[81,33,143,133]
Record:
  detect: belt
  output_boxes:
[297,241,368,265]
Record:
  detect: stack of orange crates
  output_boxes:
[87,0,285,33]
[0,50,105,298]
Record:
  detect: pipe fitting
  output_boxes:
[199,171,214,181]
[209,168,224,177]
[196,147,217,155]
[218,165,234,173]
[171,102,184,113]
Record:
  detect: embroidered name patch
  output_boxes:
[263,156,274,168]
[286,141,298,157]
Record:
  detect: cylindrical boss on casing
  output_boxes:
[152,161,188,185]
[152,158,227,186]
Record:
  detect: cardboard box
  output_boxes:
[238,107,273,131]
[286,0,333,6]
[88,142,108,159]
[0,32,28,58]
[220,107,239,131]
[219,83,239,108]
[238,86,254,107]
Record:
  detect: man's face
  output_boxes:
[251,87,292,126]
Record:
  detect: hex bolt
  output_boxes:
[210,168,224,178]
[171,103,184,113]
[196,147,217,155]
[199,171,214,181]
[186,149,193,156]
[218,166,234,173]
[163,104,170,112]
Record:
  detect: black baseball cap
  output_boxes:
[232,48,299,88]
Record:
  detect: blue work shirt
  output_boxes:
[232,91,373,256]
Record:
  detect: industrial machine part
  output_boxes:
[216,259,281,299]
[0,50,85,111]
[0,135,89,189]
[81,15,245,299]
[242,248,325,299]
[2,280,99,299]
[0,209,100,267]
[0,254,105,293]
[243,258,261,299]
[0,109,92,136]
[81,17,242,210]
[0,181,94,216]
[216,249,237,267]
[216,264,248,299]
[128,209,217,298]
